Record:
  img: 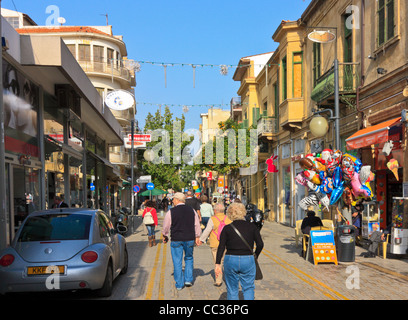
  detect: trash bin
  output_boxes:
[337,225,356,262]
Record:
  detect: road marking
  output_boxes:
[262,248,350,300]
[145,235,162,300]
[158,238,168,300]
[360,262,408,281]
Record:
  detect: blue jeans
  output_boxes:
[170,240,195,289]
[146,225,155,237]
[224,255,256,300]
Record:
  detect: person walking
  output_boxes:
[185,190,202,222]
[200,202,232,286]
[142,200,158,247]
[215,202,263,300]
[199,195,214,229]
[162,192,202,290]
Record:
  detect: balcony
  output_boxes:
[230,97,242,118]
[78,59,134,84]
[257,116,278,138]
[311,62,360,104]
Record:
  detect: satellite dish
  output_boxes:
[308,30,336,43]
[57,17,66,25]
[105,90,135,111]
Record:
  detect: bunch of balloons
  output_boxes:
[296,149,374,211]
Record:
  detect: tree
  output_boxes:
[141,107,193,191]
[192,118,257,175]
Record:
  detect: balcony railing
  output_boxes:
[311,62,360,103]
[78,60,132,82]
[257,117,278,136]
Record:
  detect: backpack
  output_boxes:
[212,216,227,241]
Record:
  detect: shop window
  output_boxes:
[3,60,40,159]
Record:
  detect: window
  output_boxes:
[378,0,395,46]
[66,44,76,59]
[93,45,104,72]
[292,52,303,98]
[107,48,114,65]
[274,82,279,116]
[5,17,19,29]
[18,214,91,242]
[313,43,321,87]
[78,44,90,61]
[282,56,287,100]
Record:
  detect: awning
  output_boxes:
[346,117,401,150]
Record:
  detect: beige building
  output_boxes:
[11,10,137,213]
[0,14,124,248]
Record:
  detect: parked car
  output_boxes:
[0,208,128,297]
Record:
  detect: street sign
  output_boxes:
[133,185,140,193]
[105,90,135,111]
[124,138,146,149]
[146,182,154,190]
[137,175,151,183]
[128,134,151,142]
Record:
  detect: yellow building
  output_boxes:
[232,52,273,210]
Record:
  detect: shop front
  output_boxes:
[345,117,403,230]
[3,58,42,245]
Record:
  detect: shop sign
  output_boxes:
[310,230,338,265]
[128,134,151,142]
[105,90,135,111]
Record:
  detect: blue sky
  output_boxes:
[4,0,312,132]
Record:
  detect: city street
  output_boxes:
[6,215,407,302]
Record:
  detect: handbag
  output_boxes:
[143,208,155,225]
[230,224,263,280]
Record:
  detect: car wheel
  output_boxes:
[120,247,128,275]
[96,262,113,297]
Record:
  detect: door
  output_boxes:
[294,164,305,222]
[12,165,41,236]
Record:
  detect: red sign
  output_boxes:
[207,172,213,181]
[128,134,151,142]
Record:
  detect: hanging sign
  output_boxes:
[310,230,338,265]
[105,90,135,111]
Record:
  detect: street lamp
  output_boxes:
[307,27,340,150]
[143,149,155,162]
[309,115,329,138]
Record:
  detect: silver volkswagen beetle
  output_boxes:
[0,208,128,297]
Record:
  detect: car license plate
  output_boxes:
[27,265,65,276]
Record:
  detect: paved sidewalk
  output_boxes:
[112,216,408,300]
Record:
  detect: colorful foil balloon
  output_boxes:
[350,171,371,198]
[330,182,345,205]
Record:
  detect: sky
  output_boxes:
[3,0,312,132]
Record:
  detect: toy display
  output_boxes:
[296,149,373,211]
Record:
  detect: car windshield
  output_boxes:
[18,214,92,242]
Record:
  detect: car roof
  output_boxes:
[27,208,103,217]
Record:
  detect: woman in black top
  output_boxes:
[215,203,264,300]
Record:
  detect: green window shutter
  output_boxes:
[378,0,385,46]
[387,0,395,40]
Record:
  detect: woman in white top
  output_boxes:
[200,195,214,228]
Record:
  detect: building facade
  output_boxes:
[0,15,124,249]
[231,0,408,229]
[13,15,137,215]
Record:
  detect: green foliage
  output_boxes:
[192,119,257,175]
[141,106,192,191]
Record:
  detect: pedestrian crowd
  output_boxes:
[141,190,263,300]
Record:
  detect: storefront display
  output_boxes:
[390,197,408,255]
[362,201,380,239]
